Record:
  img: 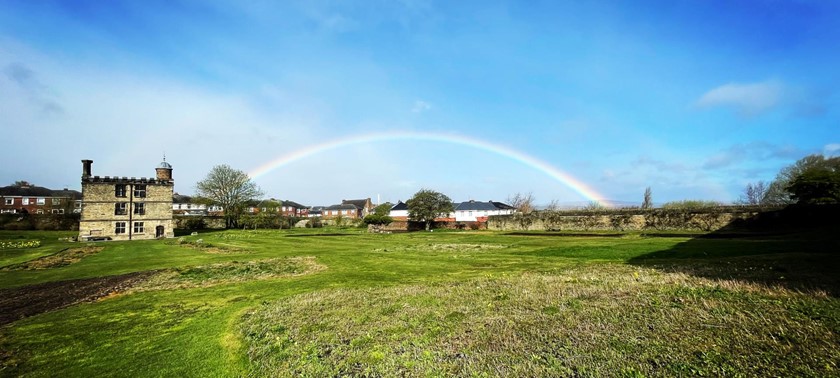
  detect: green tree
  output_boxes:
[786,166,840,204]
[363,202,394,225]
[195,165,263,228]
[764,154,835,205]
[407,189,454,231]
[373,202,393,216]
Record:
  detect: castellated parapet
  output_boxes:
[79,159,174,241]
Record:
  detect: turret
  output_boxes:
[156,157,173,181]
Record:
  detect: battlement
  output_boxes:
[82,176,173,185]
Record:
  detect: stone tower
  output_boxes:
[156,156,173,181]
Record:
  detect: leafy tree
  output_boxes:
[507,192,535,213]
[407,189,454,231]
[786,166,840,204]
[736,181,768,205]
[373,202,393,216]
[363,202,394,225]
[764,154,836,205]
[642,187,653,209]
[195,165,263,228]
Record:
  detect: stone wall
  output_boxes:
[487,207,780,232]
[1,214,80,231]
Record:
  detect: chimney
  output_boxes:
[82,160,93,178]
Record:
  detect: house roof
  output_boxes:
[326,204,359,211]
[490,201,516,210]
[0,184,80,198]
[341,199,371,209]
[282,200,307,208]
[454,200,514,211]
[50,189,82,200]
[390,201,408,211]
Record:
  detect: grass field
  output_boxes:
[0,228,838,377]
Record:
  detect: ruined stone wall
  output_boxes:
[487,207,775,232]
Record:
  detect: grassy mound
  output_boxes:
[0,246,103,271]
[241,265,839,377]
[133,256,325,291]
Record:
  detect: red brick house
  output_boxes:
[0,182,81,215]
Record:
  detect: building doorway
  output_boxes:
[155,225,165,238]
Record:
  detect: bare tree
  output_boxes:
[642,187,653,209]
[195,165,263,228]
[736,181,768,205]
[507,192,535,214]
[545,199,561,211]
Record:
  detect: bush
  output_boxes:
[184,218,206,230]
[661,200,724,210]
[363,214,393,226]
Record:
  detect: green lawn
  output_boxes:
[0,228,838,377]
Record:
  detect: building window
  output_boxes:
[22,197,29,205]
[52,198,61,205]
[115,184,127,197]
[36,209,44,214]
[115,202,127,215]
[134,185,146,198]
[134,202,145,215]
[115,222,126,234]
[133,222,144,233]
[4,198,12,205]
[37,198,45,205]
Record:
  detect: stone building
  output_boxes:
[79,159,174,241]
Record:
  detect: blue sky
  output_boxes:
[1,0,838,206]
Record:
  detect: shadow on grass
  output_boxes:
[628,205,840,297]
[173,228,229,237]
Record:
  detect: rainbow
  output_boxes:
[248,131,607,203]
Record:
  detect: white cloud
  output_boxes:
[702,142,802,169]
[411,100,432,113]
[695,80,784,117]
[825,143,840,157]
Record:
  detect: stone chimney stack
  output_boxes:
[82,160,93,178]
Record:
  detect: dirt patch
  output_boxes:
[0,271,154,326]
[0,246,104,271]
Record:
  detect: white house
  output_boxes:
[452,200,515,222]
[389,201,409,220]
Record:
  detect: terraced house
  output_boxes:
[79,159,175,241]
[0,182,81,214]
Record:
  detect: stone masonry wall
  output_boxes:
[80,180,173,240]
[487,207,774,232]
